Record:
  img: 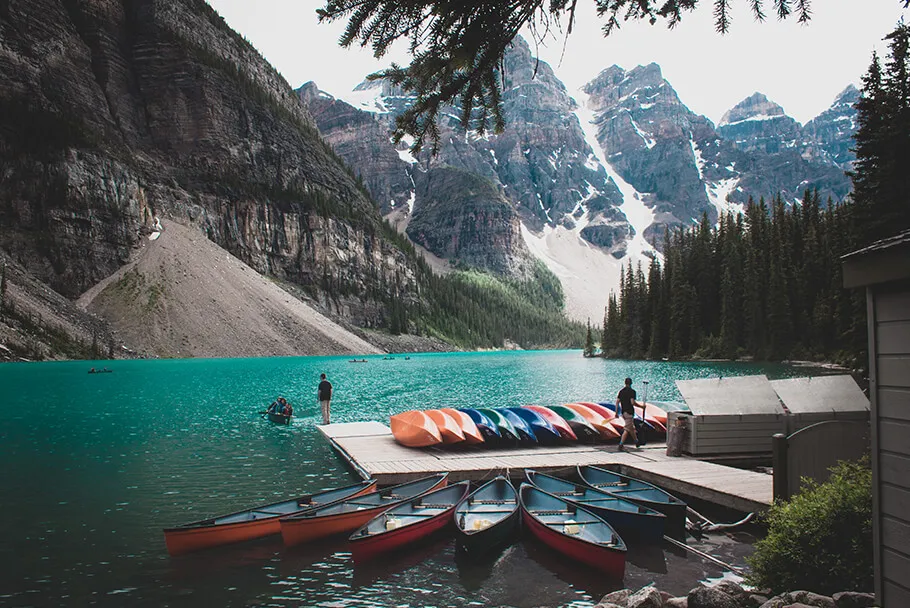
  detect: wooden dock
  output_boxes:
[318,422,773,514]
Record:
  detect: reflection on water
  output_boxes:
[0,352,807,606]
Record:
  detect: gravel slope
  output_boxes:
[82,220,384,358]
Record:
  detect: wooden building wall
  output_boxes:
[870,280,910,606]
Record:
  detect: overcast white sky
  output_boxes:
[208,0,907,125]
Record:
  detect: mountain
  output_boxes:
[301,44,858,322]
[0,0,581,360]
[802,85,860,169]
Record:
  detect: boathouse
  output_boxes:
[843,229,910,607]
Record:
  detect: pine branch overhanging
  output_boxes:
[317,0,824,154]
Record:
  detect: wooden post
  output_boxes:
[773,433,789,501]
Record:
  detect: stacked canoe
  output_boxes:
[389,403,675,449]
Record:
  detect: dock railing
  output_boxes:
[772,420,870,501]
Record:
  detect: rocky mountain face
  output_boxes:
[0,0,421,350]
[802,85,860,169]
[717,92,802,154]
[300,36,634,276]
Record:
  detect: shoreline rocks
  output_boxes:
[595,582,877,608]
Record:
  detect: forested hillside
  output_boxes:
[599,21,910,367]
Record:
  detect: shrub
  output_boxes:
[746,457,873,596]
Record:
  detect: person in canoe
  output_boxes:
[616,377,642,451]
[267,397,286,416]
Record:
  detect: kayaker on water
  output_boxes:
[616,377,642,451]
[317,373,332,425]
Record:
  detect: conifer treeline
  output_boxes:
[601,192,866,364]
[601,21,910,366]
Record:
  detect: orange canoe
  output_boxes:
[391,410,442,447]
[565,403,621,440]
[440,408,485,444]
[280,473,448,546]
[163,479,378,556]
[576,401,626,434]
[425,409,466,444]
[524,405,577,441]
[642,403,668,431]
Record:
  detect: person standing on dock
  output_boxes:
[317,373,333,425]
[616,377,641,450]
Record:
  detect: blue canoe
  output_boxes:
[507,407,561,444]
[496,408,537,445]
[525,470,665,542]
[458,408,502,443]
[477,408,521,444]
[577,465,686,537]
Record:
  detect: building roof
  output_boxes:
[675,375,785,416]
[769,375,869,414]
[842,229,910,288]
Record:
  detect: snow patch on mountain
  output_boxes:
[574,92,658,261]
[521,223,623,323]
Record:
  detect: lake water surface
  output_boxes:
[0,351,825,607]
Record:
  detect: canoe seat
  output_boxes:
[532,510,572,516]
[593,482,628,488]
[415,504,452,509]
[470,499,513,505]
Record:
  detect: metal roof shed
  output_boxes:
[671,375,787,456]
[770,374,870,433]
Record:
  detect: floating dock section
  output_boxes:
[318,421,773,514]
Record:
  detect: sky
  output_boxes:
[207,0,908,125]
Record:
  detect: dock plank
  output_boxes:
[318,422,772,513]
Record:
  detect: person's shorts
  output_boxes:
[622,412,635,432]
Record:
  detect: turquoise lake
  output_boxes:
[0,351,829,607]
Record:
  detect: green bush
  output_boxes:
[746,457,873,596]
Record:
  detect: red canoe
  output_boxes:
[440,408,485,444]
[349,481,471,562]
[163,479,378,555]
[425,409,466,444]
[279,473,448,546]
[519,483,627,579]
[523,405,577,441]
[391,410,442,447]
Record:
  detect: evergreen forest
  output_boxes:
[599,21,910,366]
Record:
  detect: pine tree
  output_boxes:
[584,319,594,357]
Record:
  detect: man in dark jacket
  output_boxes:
[318,373,333,425]
[616,377,641,450]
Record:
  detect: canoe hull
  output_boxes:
[455,477,520,555]
[163,480,377,556]
[350,482,470,562]
[268,412,291,425]
[524,405,578,441]
[280,474,448,546]
[425,409,466,444]
[391,411,442,447]
[440,408,485,445]
[578,466,686,538]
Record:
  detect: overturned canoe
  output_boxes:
[496,408,538,445]
[507,407,561,444]
[349,481,471,562]
[425,409,466,444]
[549,405,601,443]
[523,405,578,441]
[163,479,378,556]
[391,410,442,447]
[280,473,449,546]
[459,408,502,443]
[440,408,485,445]
[478,408,521,444]
[519,483,627,578]
[564,403,621,440]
